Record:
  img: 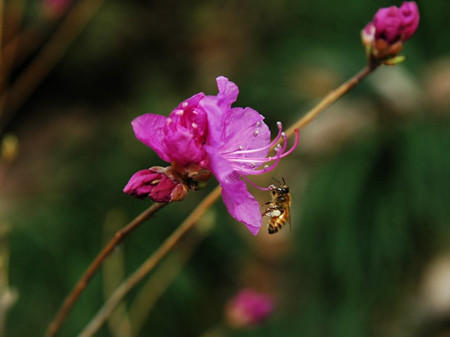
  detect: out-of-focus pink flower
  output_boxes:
[225,289,275,328]
[126,77,299,235]
[362,2,419,62]
[123,167,187,202]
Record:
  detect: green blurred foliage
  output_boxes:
[2,0,450,336]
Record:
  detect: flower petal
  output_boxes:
[205,146,262,235]
[216,76,239,108]
[132,113,171,162]
[220,107,270,158]
[221,177,262,236]
[165,128,207,166]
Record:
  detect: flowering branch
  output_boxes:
[75,63,380,337]
[44,202,167,337]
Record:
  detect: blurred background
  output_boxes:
[1,0,450,336]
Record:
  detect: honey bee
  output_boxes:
[262,178,291,234]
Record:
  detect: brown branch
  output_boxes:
[285,63,378,138]
[77,187,222,337]
[44,202,167,337]
[0,0,105,134]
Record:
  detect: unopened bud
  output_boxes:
[123,167,186,203]
[362,2,419,64]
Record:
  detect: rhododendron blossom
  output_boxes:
[125,76,299,235]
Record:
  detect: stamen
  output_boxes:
[241,175,273,191]
[254,129,259,136]
[256,121,261,127]
[231,133,289,176]
[238,146,243,150]
[192,122,198,128]
[181,102,188,108]
[175,110,184,116]
[277,129,300,159]
[221,122,283,155]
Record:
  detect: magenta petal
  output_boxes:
[132,114,171,163]
[220,107,270,157]
[221,179,262,235]
[215,76,239,108]
[400,1,419,40]
[165,129,206,166]
[205,147,262,235]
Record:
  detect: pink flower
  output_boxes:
[362,2,419,62]
[127,77,298,235]
[225,289,275,328]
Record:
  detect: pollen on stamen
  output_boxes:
[192,122,198,128]
[175,110,184,116]
[264,165,269,169]
[181,102,188,108]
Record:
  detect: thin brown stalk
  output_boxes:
[0,0,105,133]
[77,187,222,337]
[44,202,167,337]
[285,64,377,138]
[77,63,379,336]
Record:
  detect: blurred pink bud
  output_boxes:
[399,1,420,40]
[225,289,275,328]
[362,2,419,62]
[123,167,187,203]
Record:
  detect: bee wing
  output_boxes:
[288,210,292,232]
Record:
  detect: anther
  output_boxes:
[238,146,243,150]
[175,110,184,116]
[192,122,198,128]
[181,102,188,108]
[254,129,259,136]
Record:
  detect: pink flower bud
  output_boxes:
[362,2,419,63]
[123,167,184,203]
[225,289,275,328]
[399,1,420,41]
[371,2,419,43]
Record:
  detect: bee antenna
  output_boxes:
[282,177,286,185]
[272,177,281,185]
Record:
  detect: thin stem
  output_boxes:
[44,202,167,337]
[77,63,379,336]
[285,64,378,138]
[77,187,222,337]
[0,0,105,134]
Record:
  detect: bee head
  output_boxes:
[280,185,289,193]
